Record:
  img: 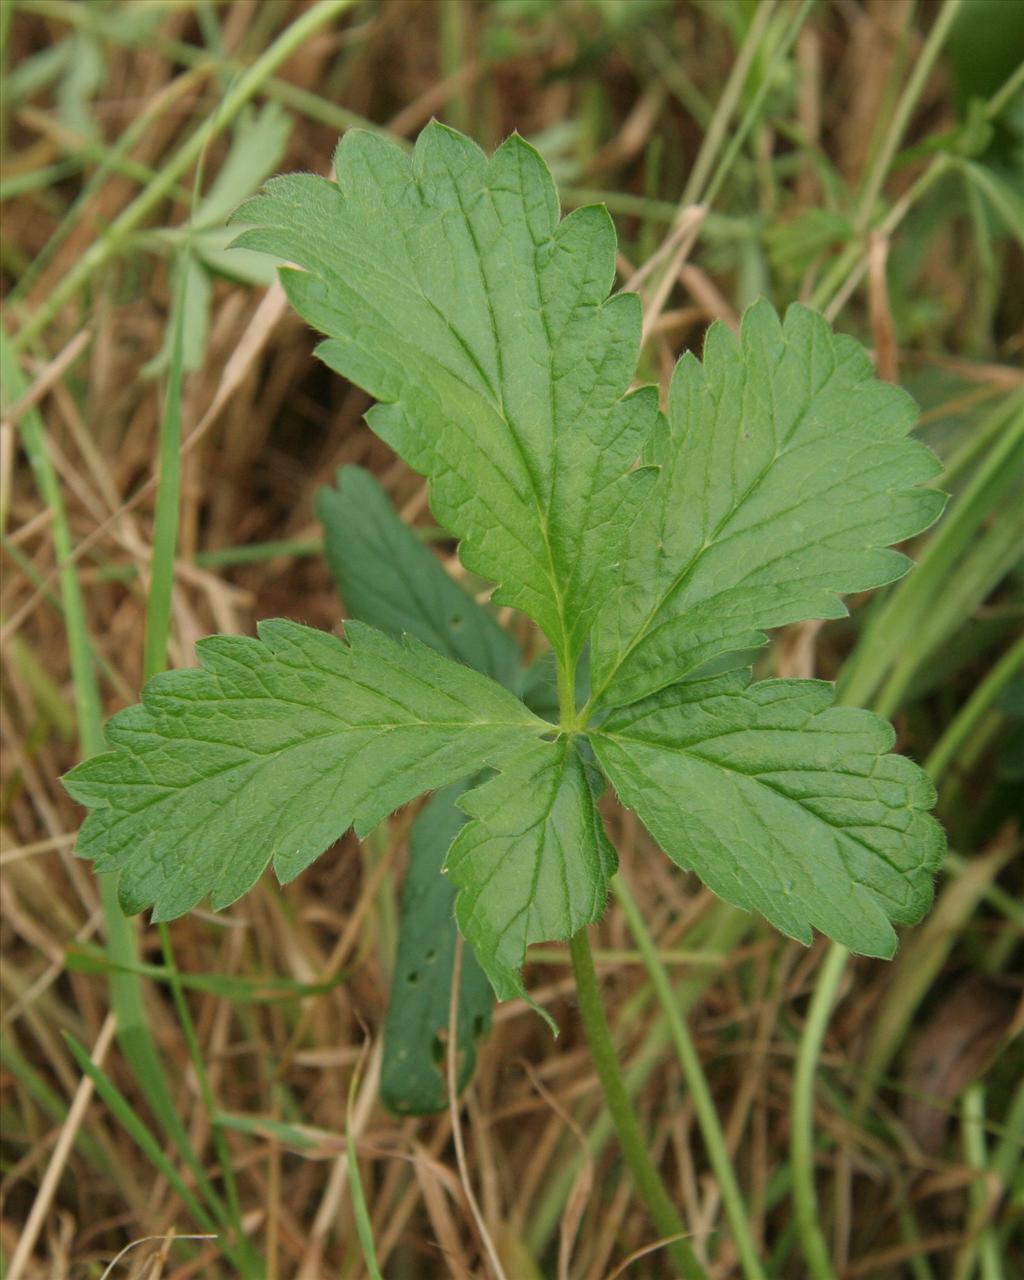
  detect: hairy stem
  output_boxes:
[568,927,707,1280]
[557,649,579,730]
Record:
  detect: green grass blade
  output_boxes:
[64,943,344,1001]
[702,0,815,208]
[0,1032,108,1171]
[615,875,766,1280]
[62,1032,222,1239]
[1,334,211,1187]
[3,320,236,1251]
[873,502,1024,718]
[791,943,847,1280]
[138,240,260,1274]
[346,1048,384,1280]
[853,0,966,230]
[839,398,1024,710]
[142,254,186,681]
[925,635,1024,783]
[15,0,357,351]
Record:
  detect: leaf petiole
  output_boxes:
[568,926,708,1280]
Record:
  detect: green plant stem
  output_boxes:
[989,60,1024,118]
[0,0,13,67]
[440,0,469,132]
[568,927,707,1280]
[791,942,847,1280]
[15,0,354,351]
[990,1080,1024,1198]
[944,850,1024,928]
[527,906,750,1256]
[557,652,578,728]
[615,876,766,1280]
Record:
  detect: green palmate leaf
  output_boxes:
[63,126,949,1011]
[317,465,520,686]
[446,737,616,1021]
[232,122,659,672]
[588,301,946,711]
[64,619,545,921]
[591,672,945,957]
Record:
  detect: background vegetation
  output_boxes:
[2,1,1021,1276]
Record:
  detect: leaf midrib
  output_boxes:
[586,329,847,713]
[594,726,925,883]
[443,160,573,668]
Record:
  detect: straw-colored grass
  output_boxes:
[3,2,1021,1277]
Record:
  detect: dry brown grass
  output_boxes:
[3,2,1021,1277]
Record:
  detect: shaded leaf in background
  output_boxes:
[317,465,512,1109]
[948,0,1024,120]
[64,620,545,921]
[317,466,520,685]
[380,781,493,1114]
[7,30,107,134]
[195,103,293,231]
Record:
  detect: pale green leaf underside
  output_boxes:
[589,301,946,710]
[445,738,616,1021]
[64,619,545,921]
[232,121,659,668]
[592,671,944,957]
